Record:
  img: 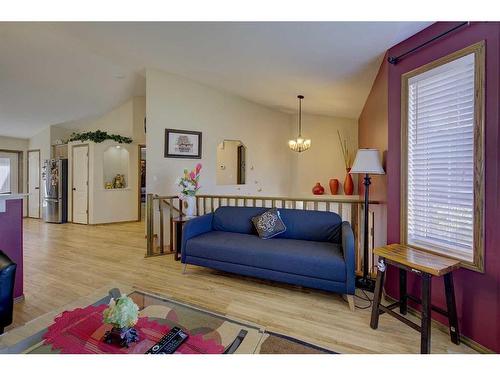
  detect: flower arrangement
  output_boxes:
[102,295,139,329]
[337,130,352,169]
[176,163,202,200]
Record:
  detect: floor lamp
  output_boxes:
[350,149,385,292]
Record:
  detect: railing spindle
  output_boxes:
[146,193,154,257]
[158,198,164,254]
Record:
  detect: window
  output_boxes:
[0,157,12,194]
[401,41,485,272]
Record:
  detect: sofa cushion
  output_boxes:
[251,208,287,239]
[213,207,266,234]
[185,231,346,282]
[213,206,342,243]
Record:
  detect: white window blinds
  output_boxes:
[406,53,475,261]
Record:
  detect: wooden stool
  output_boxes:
[370,244,461,354]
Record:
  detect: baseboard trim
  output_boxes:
[385,295,494,354]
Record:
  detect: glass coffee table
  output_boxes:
[0,283,265,354]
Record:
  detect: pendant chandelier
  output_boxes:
[288,95,311,152]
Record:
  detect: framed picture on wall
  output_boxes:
[164,129,202,159]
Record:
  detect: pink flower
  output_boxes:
[189,171,196,180]
[196,163,202,173]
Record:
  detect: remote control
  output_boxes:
[145,327,189,354]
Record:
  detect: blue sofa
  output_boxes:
[181,206,355,297]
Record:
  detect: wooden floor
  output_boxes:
[12,218,477,354]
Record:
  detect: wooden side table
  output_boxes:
[370,244,461,354]
[172,215,197,261]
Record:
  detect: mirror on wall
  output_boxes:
[216,140,246,185]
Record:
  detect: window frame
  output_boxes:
[400,41,485,272]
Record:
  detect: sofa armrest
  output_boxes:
[341,221,355,294]
[181,213,214,263]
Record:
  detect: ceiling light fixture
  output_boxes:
[288,95,311,153]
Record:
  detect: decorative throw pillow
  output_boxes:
[251,208,286,239]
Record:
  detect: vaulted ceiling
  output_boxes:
[0,22,431,138]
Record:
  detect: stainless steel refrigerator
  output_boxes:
[42,159,68,223]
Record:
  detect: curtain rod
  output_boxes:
[388,22,470,65]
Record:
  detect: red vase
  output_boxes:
[312,182,325,195]
[329,179,339,195]
[343,168,354,195]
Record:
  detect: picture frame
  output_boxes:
[164,129,202,159]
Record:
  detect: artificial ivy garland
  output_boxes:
[68,130,133,144]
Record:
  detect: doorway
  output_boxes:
[72,144,89,224]
[27,149,40,218]
[138,145,146,221]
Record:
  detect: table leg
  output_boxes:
[175,222,182,261]
[370,258,386,330]
[399,268,407,315]
[444,273,460,345]
[421,273,432,354]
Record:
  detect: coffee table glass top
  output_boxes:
[0,284,264,354]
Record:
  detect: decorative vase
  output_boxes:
[344,168,354,195]
[103,326,139,348]
[312,182,325,195]
[183,195,197,217]
[329,179,339,195]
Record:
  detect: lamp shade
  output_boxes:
[350,149,385,175]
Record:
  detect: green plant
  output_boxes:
[68,130,133,144]
[102,295,139,329]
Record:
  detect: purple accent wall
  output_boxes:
[387,22,500,352]
[0,199,24,298]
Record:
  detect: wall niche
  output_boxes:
[103,145,129,189]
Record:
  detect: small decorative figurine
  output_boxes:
[112,174,126,189]
[102,295,140,348]
[105,182,113,189]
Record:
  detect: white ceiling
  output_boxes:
[0,22,431,139]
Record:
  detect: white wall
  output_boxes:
[67,97,146,144]
[0,136,29,154]
[28,126,51,167]
[289,114,358,196]
[146,69,293,198]
[132,96,146,145]
[50,125,75,146]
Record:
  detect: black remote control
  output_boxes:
[145,327,189,354]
